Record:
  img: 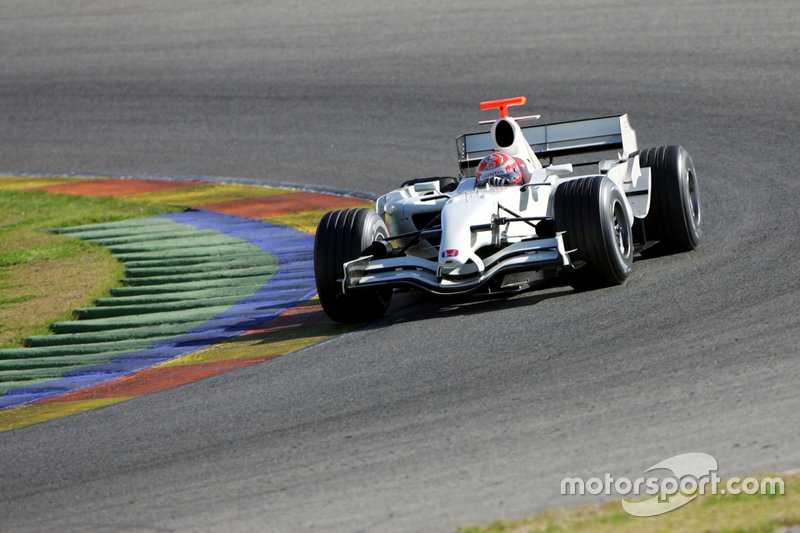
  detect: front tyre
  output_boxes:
[639,145,701,252]
[554,176,634,290]
[314,208,392,323]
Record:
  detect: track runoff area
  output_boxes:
[0,175,372,432]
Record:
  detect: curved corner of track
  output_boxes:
[0,174,371,432]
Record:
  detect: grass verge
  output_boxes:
[0,190,178,347]
[456,472,798,533]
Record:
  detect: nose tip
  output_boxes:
[439,248,463,267]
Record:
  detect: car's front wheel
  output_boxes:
[554,175,634,290]
[314,208,392,323]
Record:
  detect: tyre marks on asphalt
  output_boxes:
[0,176,370,431]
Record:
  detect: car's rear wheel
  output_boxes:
[554,175,634,290]
[314,208,392,322]
[639,145,701,252]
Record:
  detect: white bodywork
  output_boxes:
[345,113,652,295]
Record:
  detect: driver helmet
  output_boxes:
[475,152,524,186]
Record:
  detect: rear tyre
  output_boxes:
[314,208,392,323]
[554,176,634,290]
[639,145,701,252]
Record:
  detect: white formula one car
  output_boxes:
[314,97,701,322]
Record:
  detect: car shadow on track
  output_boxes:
[366,283,576,329]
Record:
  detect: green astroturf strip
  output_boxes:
[0,378,64,394]
[106,235,247,254]
[0,365,117,383]
[112,243,260,261]
[51,305,234,333]
[121,265,277,286]
[51,217,179,234]
[109,275,272,295]
[56,224,195,240]
[82,229,222,246]
[124,257,278,277]
[0,338,172,359]
[94,284,265,306]
[122,252,271,269]
[0,351,139,372]
[74,294,253,319]
[24,321,210,346]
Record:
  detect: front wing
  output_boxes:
[343,235,571,296]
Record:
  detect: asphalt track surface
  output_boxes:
[1,1,799,531]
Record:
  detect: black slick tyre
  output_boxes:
[314,208,392,322]
[639,145,701,252]
[554,175,634,290]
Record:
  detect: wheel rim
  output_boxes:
[612,201,631,258]
[687,169,701,227]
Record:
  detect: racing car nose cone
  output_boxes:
[440,249,465,266]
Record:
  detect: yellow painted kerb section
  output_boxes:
[0,397,134,432]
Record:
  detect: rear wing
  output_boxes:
[456,114,638,176]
